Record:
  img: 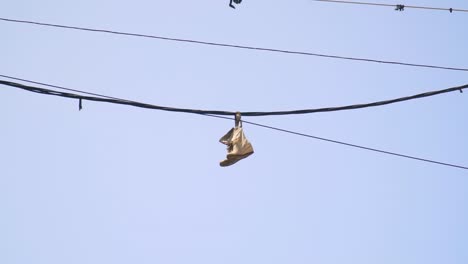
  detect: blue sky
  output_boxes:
[1,1,467,263]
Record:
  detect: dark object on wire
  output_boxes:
[229,0,242,9]
[395,4,404,11]
[310,0,467,13]
[1,17,467,72]
[0,77,466,117]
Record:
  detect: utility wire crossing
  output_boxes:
[310,0,468,13]
[1,76,467,170]
[1,17,468,72]
[1,75,466,116]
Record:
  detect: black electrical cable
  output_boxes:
[311,0,468,13]
[1,17,468,72]
[0,75,466,116]
[0,79,233,116]
[2,78,466,170]
[0,74,124,101]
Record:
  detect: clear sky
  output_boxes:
[1,1,467,263]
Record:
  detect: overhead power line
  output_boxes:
[1,77,466,170]
[310,0,468,13]
[0,74,133,102]
[0,79,233,116]
[1,17,468,72]
[1,75,466,116]
[208,115,468,170]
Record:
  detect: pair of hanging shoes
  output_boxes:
[219,127,254,167]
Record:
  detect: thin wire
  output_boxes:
[1,17,468,72]
[1,78,466,170]
[0,74,124,101]
[1,75,466,116]
[310,0,468,12]
[206,114,468,170]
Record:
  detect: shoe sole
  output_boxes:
[226,151,254,160]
